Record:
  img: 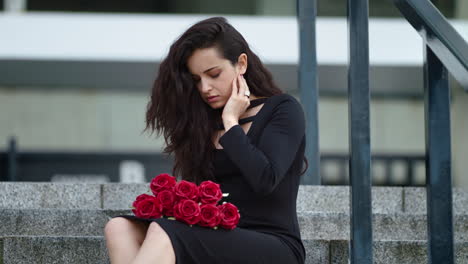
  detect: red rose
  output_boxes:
[173,199,201,225]
[219,203,240,230]
[198,181,223,205]
[157,190,176,216]
[174,180,199,201]
[132,193,153,208]
[132,194,163,219]
[198,204,222,228]
[150,173,177,196]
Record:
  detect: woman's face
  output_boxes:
[187,47,246,109]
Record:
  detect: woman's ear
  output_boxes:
[237,53,247,74]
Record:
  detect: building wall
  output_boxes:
[264,0,455,17]
[0,0,466,185]
[0,88,424,153]
[0,87,426,154]
[3,83,466,186]
[456,0,468,19]
[0,88,163,151]
[451,83,468,187]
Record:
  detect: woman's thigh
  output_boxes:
[152,218,297,264]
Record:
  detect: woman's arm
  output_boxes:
[219,97,305,196]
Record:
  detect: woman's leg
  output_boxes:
[104,217,149,264]
[131,222,176,264]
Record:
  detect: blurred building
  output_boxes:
[0,0,467,186]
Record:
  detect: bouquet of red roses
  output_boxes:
[131,173,240,230]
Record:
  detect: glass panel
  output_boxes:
[27,0,256,15]
[317,0,455,18]
[26,0,455,18]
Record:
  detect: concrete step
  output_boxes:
[303,239,468,264]
[0,182,102,209]
[1,236,468,264]
[1,236,109,264]
[299,212,468,241]
[0,209,127,237]
[2,182,468,214]
[1,208,467,241]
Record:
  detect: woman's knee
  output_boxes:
[145,222,172,248]
[104,217,147,241]
[104,217,128,237]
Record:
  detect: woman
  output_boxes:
[104,16,307,264]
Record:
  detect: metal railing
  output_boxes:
[297,0,467,263]
[298,0,373,261]
[392,0,468,262]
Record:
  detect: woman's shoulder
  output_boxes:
[267,92,296,102]
[265,93,304,115]
[248,93,305,137]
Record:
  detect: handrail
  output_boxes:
[393,0,458,263]
[393,0,468,91]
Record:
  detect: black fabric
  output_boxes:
[246,97,268,109]
[217,97,269,130]
[115,93,306,264]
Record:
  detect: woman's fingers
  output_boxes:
[241,75,249,95]
[241,75,251,101]
[237,75,245,97]
[231,76,238,96]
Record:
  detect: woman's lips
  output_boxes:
[207,96,219,102]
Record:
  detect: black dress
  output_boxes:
[116,93,306,264]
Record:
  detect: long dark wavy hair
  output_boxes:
[145,17,304,183]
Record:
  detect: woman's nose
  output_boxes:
[200,79,212,93]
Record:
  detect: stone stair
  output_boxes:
[3,236,468,264]
[1,182,468,263]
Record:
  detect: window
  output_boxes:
[317,0,455,18]
[27,0,256,15]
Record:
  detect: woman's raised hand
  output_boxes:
[221,74,251,131]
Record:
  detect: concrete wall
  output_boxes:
[0,87,426,154]
[2,85,465,186]
[456,0,468,19]
[0,87,163,151]
[1,0,466,186]
[256,0,295,16]
[317,97,425,153]
[453,0,468,187]
[451,83,468,187]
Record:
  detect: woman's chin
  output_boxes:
[207,101,225,109]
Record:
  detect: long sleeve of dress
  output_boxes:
[218,97,305,196]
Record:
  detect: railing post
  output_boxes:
[7,136,17,181]
[347,0,373,262]
[424,45,454,264]
[297,0,320,185]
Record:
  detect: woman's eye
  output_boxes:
[211,73,220,78]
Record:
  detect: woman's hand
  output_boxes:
[222,74,250,131]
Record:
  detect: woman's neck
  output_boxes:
[249,94,259,100]
[238,95,267,119]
